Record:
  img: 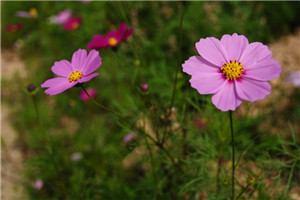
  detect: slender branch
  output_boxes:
[170,3,185,108]
[80,85,122,117]
[216,157,222,194]
[235,182,251,200]
[143,132,182,172]
[285,161,297,196]
[229,111,235,200]
[31,95,39,123]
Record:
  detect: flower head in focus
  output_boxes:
[80,88,97,101]
[182,33,281,111]
[87,22,133,49]
[16,8,38,18]
[41,49,101,95]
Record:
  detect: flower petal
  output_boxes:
[71,49,87,71]
[79,72,99,83]
[195,37,227,66]
[183,56,226,94]
[82,50,102,75]
[239,42,272,67]
[41,77,67,88]
[243,58,281,81]
[51,60,72,77]
[212,81,242,111]
[182,56,220,76]
[235,78,271,102]
[220,33,248,61]
[41,78,75,95]
[87,35,108,49]
[190,73,226,95]
[45,81,75,95]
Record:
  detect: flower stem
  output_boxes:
[170,3,184,108]
[229,111,235,200]
[144,132,182,172]
[80,85,122,117]
[31,95,39,123]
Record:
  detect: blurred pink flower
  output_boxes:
[41,49,102,95]
[182,33,281,111]
[16,8,38,18]
[123,133,136,144]
[49,9,72,25]
[87,23,133,49]
[80,88,97,101]
[63,17,81,31]
[286,71,300,87]
[33,179,43,190]
[5,23,23,32]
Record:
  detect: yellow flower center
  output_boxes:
[68,71,83,82]
[221,60,244,80]
[108,37,118,46]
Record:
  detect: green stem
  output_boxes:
[285,161,297,196]
[144,132,182,172]
[236,182,251,200]
[229,111,235,200]
[170,3,185,108]
[31,95,39,123]
[216,157,222,195]
[80,85,122,117]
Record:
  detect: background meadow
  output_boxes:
[2,1,300,200]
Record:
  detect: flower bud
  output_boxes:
[27,84,36,93]
[140,83,149,92]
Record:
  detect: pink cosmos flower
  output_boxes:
[87,23,133,49]
[182,33,281,111]
[49,9,72,25]
[80,88,97,101]
[63,17,81,31]
[41,49,102,95]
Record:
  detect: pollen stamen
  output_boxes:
[68,71,83,82]
[221,60,244,80]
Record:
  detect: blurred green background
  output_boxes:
[2,1,300,200]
